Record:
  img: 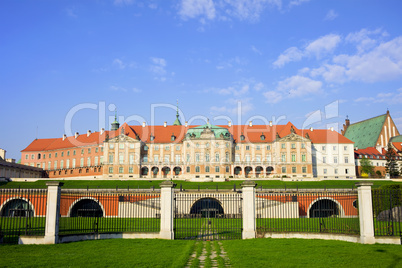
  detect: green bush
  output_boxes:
[372,184,402,216]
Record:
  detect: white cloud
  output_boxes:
[354,89,402,104]
[65,8,78,18]
[150,57,169,81]
[223,0,281,21]
[324,9,338,21]
[273,47,303,68]
[263,90,283,104]
[216,56,247,70]
[305,34,341,58]
[273,34,341,67]
[251,45,262,55]
[113,58,126,69]
[132,88,141,93]
[289,0,310,8]
[346,28,388,53]
[179,0,216,20]
[254,82,264,91]
[110,85,127,92]
[113,0,134,5]
[218,85,249,96]
[276,75,322,97]
[211,97,254,115]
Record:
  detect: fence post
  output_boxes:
[356,182,375,244]
[159,180,176,239]
[242,181,257,239]
[44,181,63,244]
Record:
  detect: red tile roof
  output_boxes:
[355,147,384,156]
[21,122,354,152]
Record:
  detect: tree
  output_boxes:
[385,143,400,178]
[360,156,374,177]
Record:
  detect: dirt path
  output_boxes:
[185,241,231,268]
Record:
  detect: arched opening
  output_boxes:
[141,167,149,177]
[245,166,252,178]
[151,167,159,178]
[266,166,274,176]
[309,199,339,218]
[173,166,181,176]
[234,166,242,177]
[1,199,34,217]
[190,198,224,218]
[70,199,103,217]
[255,166,263,178]
[162,166,170,178]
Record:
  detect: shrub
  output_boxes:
[372,184,402,216]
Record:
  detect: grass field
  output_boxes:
[0,238,401,267]
[1,179,401,189]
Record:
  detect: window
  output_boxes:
[109,143,114,149]
[25,154,28,160]
[196,143,200,148]
[118,143,123,149]
[291,143,296,149]
[323,157,326,164]
[323,168,327,174]
[282,167,286,173]
[49,153,51,158]
[205,142,210,148]
[142,156,148,163]
[129,167,133,173]
[43,154,46,159]
[119,153,124,164]
[292,167,296,173]
[215,143,219,148]
[72,159,76,168]
[80,158,84,167]
[87,157,91,166]
[281,143,286,149]
[302,167,307,173]
[154,145,159,151]
[301,143,305,149]
[205,153,210,162]
[186,166,190,172]
[205,166,210,173]
[225,152,229,162]
[119,167,123,173]
[215,166,220,172]
[66,159,70,169]
[165,145,170,151]
[186,154,190,162]
[88,148,91,154]
[61,152,64,157]
[245,154,250,162]
[256,145,260,150]
[175,155,180,163]
[73,150,76,156]
[344,156,349,164]
[302,154,306,162]
[235,154,240,162]
[176,145,180,151]
[154,155,159,163]
[256,155,261,162]
[345,168,349,174]
[291,154,296,162]
[334,156,338,164]
[196,153,200,162]
[266,155,271,162]
[54,161,57,169]
[246,145,250,150]
[235,145,240,150]
[322,146,326,151]
[100,156,103,164]
[60,160,64,169]
[335,168,338,174]
[109,167,113,173]
[195,166,200,172]
[267,145,271,150]
[42,163,45,169]
[333,146,336,151]
[48,161,51,169]
[95,157,98,166]
[81,149,84,154]
[226,166,229,172]
[215,153,219,162]
[67,151,70,156]
[109,154,114,163]
[55,152,58,158]
[144,145,148,151]
[344,146,348,151]
[95,147,98,153]
[129,144,134,149]
[164,155,170,163]
[281,154,286,162]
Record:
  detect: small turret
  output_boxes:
[111,112,120,131]
[173,100,182,126]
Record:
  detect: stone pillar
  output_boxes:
[159,180,176,239]
[44,181,63,244]
[242,180,257,239]
[356,182,375,244]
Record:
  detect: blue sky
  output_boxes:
[1,0,402,160]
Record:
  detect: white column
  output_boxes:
[356,182,375,244]
[242,180,257,239]
[44,181,63,244]
[159,180,176,239]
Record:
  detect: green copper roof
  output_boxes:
[186,123,230,139]
[390,135,402,143]
[344,114,386,149]
[173,101,182,125]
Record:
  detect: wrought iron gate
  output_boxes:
[174,192,242,240]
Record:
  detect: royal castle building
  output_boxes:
[20,111,356,180]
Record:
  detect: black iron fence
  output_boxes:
[0,188,47,244]
[174,192,242,240]
[372,188,402,237]
[59,189,161,235]
[256,190,360,235]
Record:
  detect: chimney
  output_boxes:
[101,128,105,135]
[87,130,91,137]
[164,122,167,127]
[62,134,67,141]
[0,149,5,160]
[310,127,313,131]
[142,122,146,127]
[269,121,272,127]
[330,127,334,131]
[75,132,79,138]
[228,121,232,127]
[185,121,188,127]
[249,121,252,127]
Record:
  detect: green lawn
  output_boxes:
[222,238,402,267]
[0,238,401,267]
[1,179,400,189]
